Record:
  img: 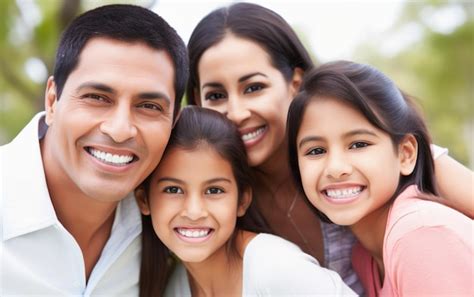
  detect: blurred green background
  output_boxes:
[0,0,472,168]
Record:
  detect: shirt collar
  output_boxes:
[2,112,142,241]
[2,112,57,240]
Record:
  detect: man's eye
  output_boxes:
[244,84,264,94]
[164,186,183,194]
[82,94,108,102]
[306,147,326,156]
[138,102,162,111]
[205,92,226,101]
[349,142,370,149]
[205,187,224,195]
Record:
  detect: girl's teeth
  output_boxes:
[177,228,210,238]
[89,148,133,166]
[326,187,363,199]
[242,127,265,142]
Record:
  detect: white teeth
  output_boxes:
[241,127,265,142]
[326,187,363,199]
[89,148,134,166]
[177,228,211,238]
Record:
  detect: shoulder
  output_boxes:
[243,234,356,296]
[384,227,473,295]
[386,186,471,247]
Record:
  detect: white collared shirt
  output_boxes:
[1,112,142,296]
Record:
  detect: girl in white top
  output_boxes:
[135,106,356,296]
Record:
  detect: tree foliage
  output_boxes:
[354,1,473,167]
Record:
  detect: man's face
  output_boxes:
[43,37,176,202]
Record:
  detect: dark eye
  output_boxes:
[306,147,326,156]
[205,187,224,195]
[244,84,264,94]
[205,92,226,101]
[164,186,183,194]
[349,142,369,149]
[138,102,163,111]
[82,93,108,102]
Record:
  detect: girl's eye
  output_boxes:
[164,186,183,194]
[349,142,370,149]
[205,187,224,195]
[205,92,226,101]
[138,102,163,111]
[306,147,326,156]
[244,84,264,94]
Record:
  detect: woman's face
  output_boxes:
[196,35,301,167]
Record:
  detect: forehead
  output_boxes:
[198,34,276,79]
[153,144,234,178]
[298,97,372,136]
[66,37,176,99]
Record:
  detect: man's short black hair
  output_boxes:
[53,4,188,118]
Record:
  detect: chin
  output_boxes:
[82,185,130,202]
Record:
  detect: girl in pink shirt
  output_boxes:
[287,60,473,296]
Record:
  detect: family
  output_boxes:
[1,3,472,297]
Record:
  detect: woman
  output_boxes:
[186,2,473,294]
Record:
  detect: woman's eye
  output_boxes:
[244,84,264,94]
[349,142,370,149]
[164,186,183,194]
[205,187,224,195]
[306,147,326,156]
[205,92,226,101]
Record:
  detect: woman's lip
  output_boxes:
[240,125,267,148]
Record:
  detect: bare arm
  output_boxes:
[434,154,474,218]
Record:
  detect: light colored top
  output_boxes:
[165,233,356,296]
[321,143,448,296]
[1,112,142,296]
[352,185,473,297]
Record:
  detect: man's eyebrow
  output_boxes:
[75,82,115,94]
[137,92,171,104]
[75,81,171,104]
[238,72,267,83]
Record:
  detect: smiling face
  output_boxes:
[196,35,301,167]
[296,98,406,226]
[138,145,249,263]
[42,37,176,202]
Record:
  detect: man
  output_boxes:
[1,4,188,295]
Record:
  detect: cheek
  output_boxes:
[299,161,316,191]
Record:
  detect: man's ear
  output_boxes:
[237,187,253,217]
[135,187,151,215]
[45,76,58,126]
[289,67,304,98]
[399,134,418,176]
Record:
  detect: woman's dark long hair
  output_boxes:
[287,61,438,223]
[139,106,270,296]
[186,2,313,105]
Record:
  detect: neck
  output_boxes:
[183,231,255,297]
[40,137,119,280]
[350,202,391,278]
[255,139,290,190]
